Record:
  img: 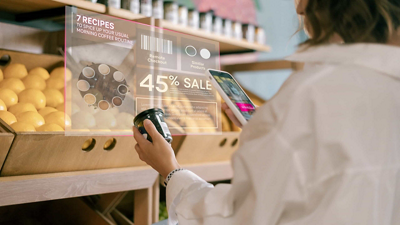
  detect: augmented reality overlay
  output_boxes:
[65,7,221,135]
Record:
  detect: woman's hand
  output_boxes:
[133,119,180,179]
[222,103,244,128]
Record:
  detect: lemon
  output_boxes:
[50,67,72,81]
[22,74,46,90]
[38,107,58,117]
[37,123,64,132]
[0,69,3,82]
[0,99,6,111]
[71,111,96,128]
[43,89,64,108]
[0,78,25,94]
[4,63,28,79]
[56,104,64,112]
[18,89,46,110]
[44,111,71,129]
[29,67,50,80]
[0,111,17,125]
[46,78,64,90]
[0,88,18,107]
[16,111,45,128]
[95,111,116,129]
[8,102,37,116]
[11,122,36,132]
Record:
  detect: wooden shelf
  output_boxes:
[160,20,271,54]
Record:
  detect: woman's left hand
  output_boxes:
[133,119,181,179]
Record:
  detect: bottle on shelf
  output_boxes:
[242,24,255,43]
[140,0,152,17]
[256,26,266,45]
[152,0,164,19]
[188,8,200,29]
[178,4,189,26]
[200,10,213,33]
[108,0,121,8]
[164,0,179,24]
[212,14,223,35]
[223,18,233,38]
[121,0,140,13]
[232,20,243,40]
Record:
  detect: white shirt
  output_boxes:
[166,44,400,225]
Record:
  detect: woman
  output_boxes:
[133,0,400,224]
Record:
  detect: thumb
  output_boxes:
[143,119,163,141]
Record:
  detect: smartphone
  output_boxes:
[206,69,256,125]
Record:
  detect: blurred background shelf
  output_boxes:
[0,0,270,54]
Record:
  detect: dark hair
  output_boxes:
[303,0,400,45]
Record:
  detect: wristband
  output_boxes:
[164,168,185,187]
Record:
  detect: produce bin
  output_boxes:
[0,119,15,172]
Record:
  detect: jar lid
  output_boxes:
[134,108,164,123]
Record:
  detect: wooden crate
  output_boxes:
[176,132,240,164]
[0,120,15,173]
[0,49,185,176]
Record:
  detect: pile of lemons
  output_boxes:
[0,63,71,132]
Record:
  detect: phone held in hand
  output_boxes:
[206,69,256,125]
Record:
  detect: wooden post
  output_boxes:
[152,178,160,223]
[134,188,153,225]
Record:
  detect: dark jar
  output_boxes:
[133,108,173,144]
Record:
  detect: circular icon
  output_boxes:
[117,84,129,95]
[113,71,125,82]
[112,96,123,107]
[185,45,197,57]
[98,100,110,110]
[77,80,90,92]
[98,64,110,75]
[82,67,95,78]
[200,48,211,59]
[84,93,96,105]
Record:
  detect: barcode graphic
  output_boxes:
[140,34,173,54]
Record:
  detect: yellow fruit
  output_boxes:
[3,63,28,79]
[0,78,25,94]
[16,111,45,128]
[44,111,71,129]
[56,104,64,112]
[37,123,64,132]
[0,88,18,107]
[29,67,50,80]
[0,69,3,82]
[0,99,6,111]
[11,122,36,132]
[71,111,96,128]
[38,107,58,117]
[8,103,37,116]
[22,74,46,90]
[51,67,72,81]
[18,89,46,110]
[46,77,64,90]
[43,89,64,107]
[0,111,17,125]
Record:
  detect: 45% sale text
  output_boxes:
[140,74,212,93]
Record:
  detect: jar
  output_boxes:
[256,26,266,45]
[243,24,255,43]
[178,5,188,26]
[152,0,163,19]
[223,19,232,37]
[232,21,243,40]
[134,108,173,144]
[200,11,213,32]
[212,15,223,35]
[188,9,199,29]
[164,1,179,24]
[127,0,140,14]
[140,0,152,17]
[108,0,121,8]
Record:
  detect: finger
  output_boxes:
[225,109,243,127]
[135,144,145,161]
[133,126,150,147]
[143,119,164,141]
[221,103,229,111]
